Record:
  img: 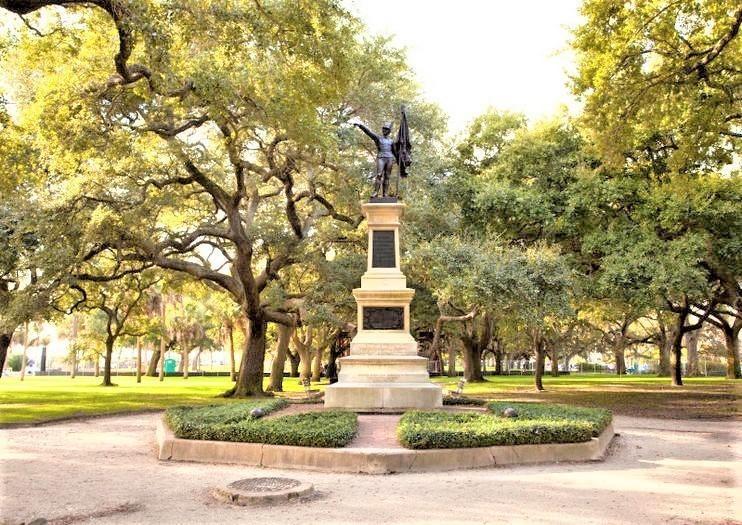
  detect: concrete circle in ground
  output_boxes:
[213,477,314,505]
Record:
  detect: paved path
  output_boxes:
[1,414,740,524]
[348,415,401,448]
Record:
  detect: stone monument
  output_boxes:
[324,198,443,411]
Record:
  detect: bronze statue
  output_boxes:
[351,106,412,198]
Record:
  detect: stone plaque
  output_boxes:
[363,307,404,330]
[372,230,396,268]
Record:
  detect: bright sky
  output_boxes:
[345,0,584,134]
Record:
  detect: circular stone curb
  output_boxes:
[212,477,314,505]
[156,417,615,474]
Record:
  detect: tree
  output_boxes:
[410,237,572,388]
[571,1,741,383]
[572,0,741,172]
[75,273,158,386]
[3,0,443,397]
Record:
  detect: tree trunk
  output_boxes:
[158,337,166,381]
[158,298,166,381]
[94,357,100,377]
[550,345,559,377]
[685,329,700,377]
[267,325,291,392]
[228,323,236,382]
[191,348,202,373]
[20,322,29,381]
[181,348,189,379]
[461,338,484,382]
[102,338,115,386]
[614,348,626,375]
[136,337,142,383]
[534,337,545,391]
[614,336,627,375]
[447,343,457,377]
[0,333,11,378]
[670,325,684,387]
[564,354,571,374]
[298,348,312,381]
[494,349,503,375]
[722,325,741,379]
[288,349,300,377]
[147,349,160,376]
[311,346,325,383]
[69,314,78,379]
[229,315,267,397]
[658,339,671,376]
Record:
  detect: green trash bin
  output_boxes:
[164,358,177,374]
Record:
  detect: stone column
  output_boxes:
[324,200,443,411]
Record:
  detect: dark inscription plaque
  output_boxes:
[372,230,396,268]
[363,307,404,330]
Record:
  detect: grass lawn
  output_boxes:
[0,373,738,425]
[0,375,330,426]
[432,374,740,420]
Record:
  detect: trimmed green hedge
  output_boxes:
[165,402,357,448]
[166,399,288,427]
[398,402,612,449]
[442,394,487,406]
[487,401,612,437]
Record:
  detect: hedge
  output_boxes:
[487,401,612,437]
[166,399,288,428]
[442,394,487,406]
[398,402,612,449]
[165,402,357,448]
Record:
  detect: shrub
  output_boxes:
[166,399,287,428]
[7,355,22,372]
[442,394,487,406]
[398,411,595,449]
[487,402,612,437]
[165,402,357,448]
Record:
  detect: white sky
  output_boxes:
[345,0,584,134]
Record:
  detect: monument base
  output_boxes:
[323,200,443,412]
[323,382,443,412]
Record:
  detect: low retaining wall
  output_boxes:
[156,417,615,474]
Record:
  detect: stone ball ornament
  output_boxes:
[249,407,266,419]
[502,407,519,418]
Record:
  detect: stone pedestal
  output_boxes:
[324,200,442,411]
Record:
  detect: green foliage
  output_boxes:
[487,402,612,437]
[166,399,287,427]
[572,0,741,172]
[397,408,602,449]
[442,394,486,406]
[6,354,22,372]
[456,109,526,174]
[166,403,357,448]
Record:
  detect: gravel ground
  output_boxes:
[1,413,739,525]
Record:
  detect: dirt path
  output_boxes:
[1,413,739,525]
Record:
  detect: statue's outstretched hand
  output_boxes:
[348,116,363,127]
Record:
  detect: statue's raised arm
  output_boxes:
[353,121,380,147]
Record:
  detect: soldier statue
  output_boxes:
[351,106,412,198]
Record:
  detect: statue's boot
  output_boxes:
[371,176,383,198]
